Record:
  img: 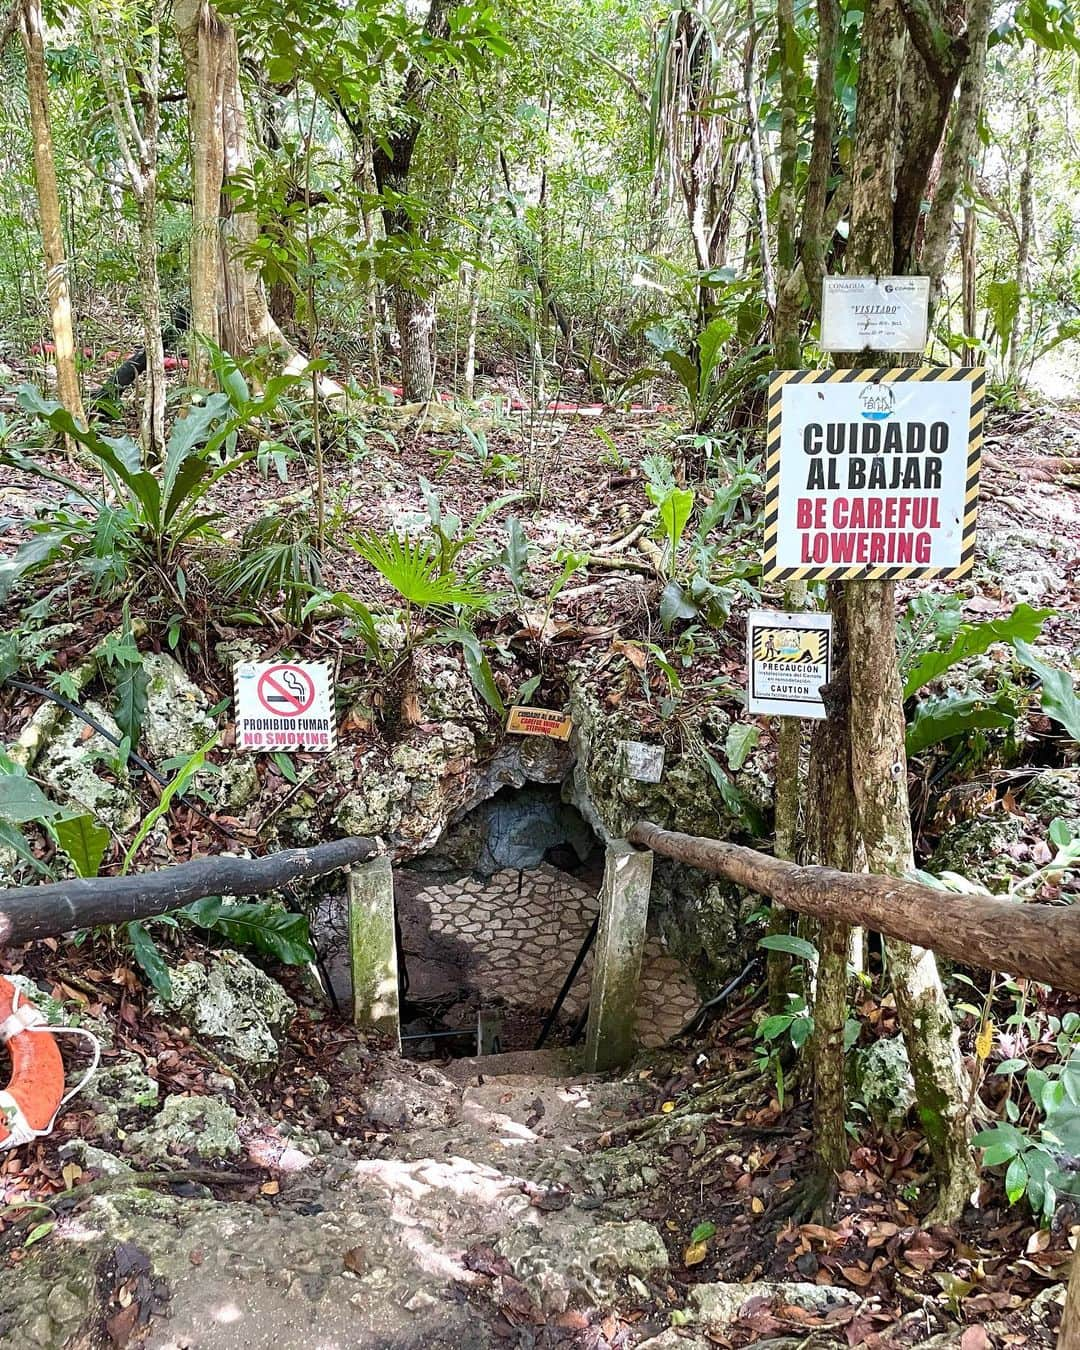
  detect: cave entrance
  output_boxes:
[390,785,699,1059]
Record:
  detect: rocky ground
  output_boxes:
[0,397,1077,1346]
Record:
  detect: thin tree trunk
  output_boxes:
[921,0,994,311]
[1009,54,1039,385]
[960,207,976,362]
[88,0,165,457]
[1060,1248,1080,1348]
[743,4,776,314]
[174,1,339,396]
[21,0,85,429]
[811,0,979,1222]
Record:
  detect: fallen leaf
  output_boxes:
[684,1241,709,1267]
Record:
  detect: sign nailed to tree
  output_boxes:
[763,367,984,582]
[234,661,336,752]
[747,609,832,719]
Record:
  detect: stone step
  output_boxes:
[440,1047,582,1083]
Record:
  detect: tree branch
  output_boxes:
[0,837,376,946]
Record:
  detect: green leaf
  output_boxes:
[53,814,110,879]
[724,723,759,772]
[656,487,695,572]
[790,1016,814,1049]
[0,774,63,825]
[1004,1153,1029,1205]
[500,516,531,595]
[1014,641,1080,742]
[1049,817,1074,849]
[905,691,1016,755]
[122,736,218,874]
[690,1220,717,1244]
[182,899,315,965]
[759,934,818,962]
[659,580,698,631]
[352,531,491,610]
[23,1221,55,1248]
[127,920,172,998]
[431,626,504,715]
[272,752,298,784]
[758,1014,794,1041]
[110,659,149,749]
[702,750,766,835]
[903,604,1053,698]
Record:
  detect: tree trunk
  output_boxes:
[961,205,977,363]
[173,0,336,393]
[21,0,85,429]
[808,0,979,1221]
[88,0,166,457]
[803,586,857,1207]
[394,286,435,404]
[1060,1247,1080,1348]
[921,0,994,313]
[1009,53,1039,385]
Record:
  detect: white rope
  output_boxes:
[0,983,103,1149]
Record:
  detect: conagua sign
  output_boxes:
[763,367,984,582]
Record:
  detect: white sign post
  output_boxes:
[821,276,930,353]
[234,661,336,752]
[747,610,833,720]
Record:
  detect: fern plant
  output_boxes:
[217,514,323,628]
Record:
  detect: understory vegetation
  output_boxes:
[0,0,1078,1343]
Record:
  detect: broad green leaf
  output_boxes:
[0,775,63,825]
[905,691,1016,755]
[759,933,818,962]
[53,814,110,879]
[1004,1153,1028,1205]
[903,604,1053,697]
[659,580,698,631]
[127,920,172,998]
[111,660,149,748]
[1049,817,1074,849]
[725,723,759,772]
[690,1221,717,1244]
[500,516,531,594]
[696,316,734,383]
[1014,641,1080,743]
[657,487,695,569]
[182,899,315,965]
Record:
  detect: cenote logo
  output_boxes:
[859,384,895,421]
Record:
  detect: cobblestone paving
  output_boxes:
[398,863,700,1047]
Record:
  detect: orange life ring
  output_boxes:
[0,975,65,1150]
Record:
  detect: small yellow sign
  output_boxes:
[506,706,573,741]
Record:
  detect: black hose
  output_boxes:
[2,676,234,839]
[669,959,758,1043]
[535,910,600,1049]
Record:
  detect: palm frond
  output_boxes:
[351,531,491,610]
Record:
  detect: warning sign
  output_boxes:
[763,367,983,581]
[747,610,832,719]
[506,706,573,741]
[234,661,336,752]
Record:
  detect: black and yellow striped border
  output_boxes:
[763,366,984,582]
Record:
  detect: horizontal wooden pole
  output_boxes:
[0,837,376,946]
[629,820,1080,995]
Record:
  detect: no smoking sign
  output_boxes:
[234,661,336,752]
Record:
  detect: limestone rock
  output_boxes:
[688,1279,861,1329]
[35,699,139,832]
[125,1093,242,1164]
[141,651,217,759]
[59,1140,135,1177]
[499,1216,668,1313]
[928,812,1028,892]
[855,1035,915,1127]
[1024,767,1080,833]
[155,950,296,1073]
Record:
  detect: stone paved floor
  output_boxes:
[395,863,700,1048]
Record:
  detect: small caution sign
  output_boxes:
[747,610,832,720]
[506,706,573,741]
[234,661,336,751]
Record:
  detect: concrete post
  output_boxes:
[348,856,401,1050]
[585,841,653,1072]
